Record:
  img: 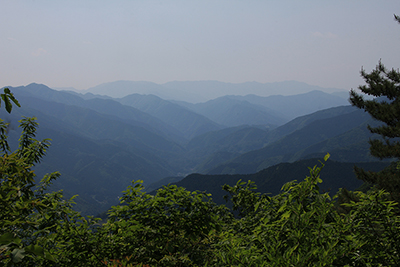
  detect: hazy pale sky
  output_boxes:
[1,0,400,90]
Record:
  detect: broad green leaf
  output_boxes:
[44,252,55,262]
[25,244,45,256]
[11,248,25,263]
[0,232,21,245]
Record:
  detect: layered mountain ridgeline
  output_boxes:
[78,80,346,102]
[203,108,377,175]
[171,90,349,125]
[11,83,185,144]
[2,84,184,214]
[149,159,390,206]
[0,82,381,215]
[171,97,287,127]
[117,94,222,139]
[184,105,360,169]
[0,105,179,215]
[226,91,350,120]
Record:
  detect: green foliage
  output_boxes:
[0,88,20,114]
[223,179,267,218]
[0,115,75,266]
[99,181,229,266]
[213,154,354,266]
[0,116,105,265]
[342,190,400,266]
[210,154,400,266]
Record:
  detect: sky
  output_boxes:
[1,0,400,91]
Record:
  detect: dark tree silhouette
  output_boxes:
[349,14,400,200]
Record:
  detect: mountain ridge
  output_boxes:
[72,80,347,103]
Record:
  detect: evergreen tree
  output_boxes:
[349,14,400,201]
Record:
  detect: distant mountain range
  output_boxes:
[171,90,349,124]
[0,82,384,215]
[58,80,348,103]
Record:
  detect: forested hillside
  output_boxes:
[152,159,390,206]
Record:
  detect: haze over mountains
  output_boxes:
[58,80,348,103]
[0,81,383,215]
